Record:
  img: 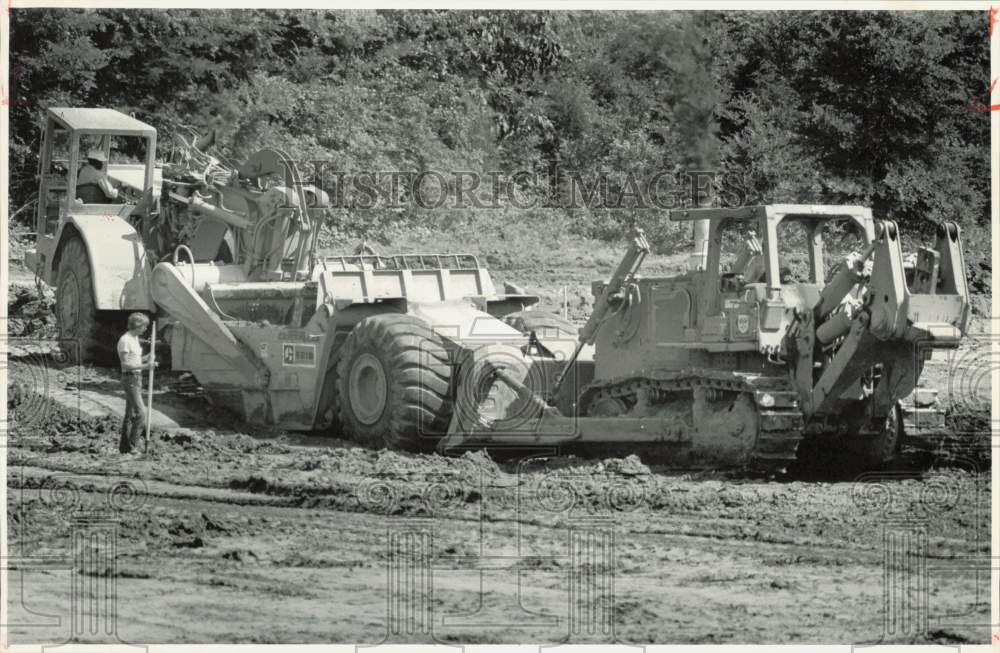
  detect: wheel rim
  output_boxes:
[349,353,388,425]
[58,273,81,337]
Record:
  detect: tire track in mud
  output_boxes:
[8,466,892,570]
[6,355,990,564]
[8,388,989,562]
[5,460,934,577]
[8,466,988,645]
[7,369,991,644]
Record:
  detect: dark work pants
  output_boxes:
[120,372,146,453]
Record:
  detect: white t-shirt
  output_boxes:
[78,164,119,200]
[117,332,142,371]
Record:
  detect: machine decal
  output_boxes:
[282,343,316,367]
[736,314,750,334]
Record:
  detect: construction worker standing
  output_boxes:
[117,313,154,454]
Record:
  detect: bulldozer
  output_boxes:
[444,205,969,471]
[24,107,565,449]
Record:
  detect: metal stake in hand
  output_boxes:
[145,321,156,455]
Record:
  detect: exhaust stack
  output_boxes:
[689,219,709,271]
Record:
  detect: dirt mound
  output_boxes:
[370,448,503,478]
[8,386,499,518]
[10,393,122,443]
[8,282,57,339]
[946,403,990,433]
[941,403,992,467]
[601,454,651,475]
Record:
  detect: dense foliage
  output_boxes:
[8,9,990,268]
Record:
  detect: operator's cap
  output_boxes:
[86,148,108,162]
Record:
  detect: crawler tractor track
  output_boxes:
[579,370,804,474]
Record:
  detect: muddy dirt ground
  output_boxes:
[4,270,994,645]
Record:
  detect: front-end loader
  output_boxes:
[444,205,968,471]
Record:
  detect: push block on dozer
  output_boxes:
[803,219,969,435]
[867,220,968,343]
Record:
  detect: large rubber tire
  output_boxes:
[317,332,348,436]
[336,314,453,451]
[55,237,117,365]
[502,310,578,339]
[853,403,903,470]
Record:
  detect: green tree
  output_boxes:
[718,11,989,231]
